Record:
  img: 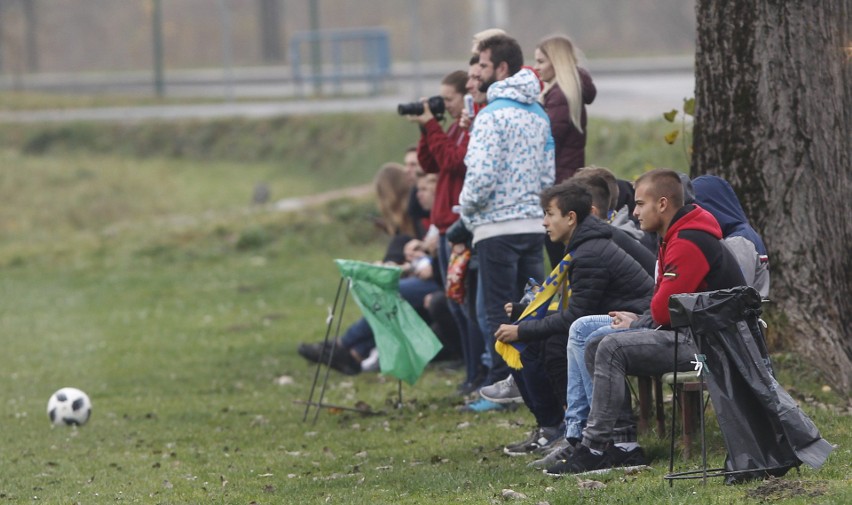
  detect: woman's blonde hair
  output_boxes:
[374,162,415,237]
[537,35,584,133]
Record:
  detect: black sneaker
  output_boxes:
[297,341,332,363]
[544,445,648,476]
[605,445,649,468]
[503,426,562,457]
[321,345,361,375]
[544,445,608,476]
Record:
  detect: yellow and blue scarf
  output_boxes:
[495,252,573,369]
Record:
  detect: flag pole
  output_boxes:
[303,276,346,422]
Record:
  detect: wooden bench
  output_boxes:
[637,372,706,458]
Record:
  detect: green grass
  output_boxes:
[0,116,847,504]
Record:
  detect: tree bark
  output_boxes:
[693,0,851,394]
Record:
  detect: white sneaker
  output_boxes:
[360,348,380,372]
[479,375,523,404]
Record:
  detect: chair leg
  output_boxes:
[637,376,651,433]
[654,376,665,438]
[680,387,701,459]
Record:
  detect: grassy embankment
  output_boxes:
[0,112,847,504]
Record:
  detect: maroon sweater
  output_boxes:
[542,67,597,183]
[416,118,469,234]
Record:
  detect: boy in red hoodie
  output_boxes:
[545,168,746,475]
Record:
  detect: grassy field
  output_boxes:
[0,114,847,504]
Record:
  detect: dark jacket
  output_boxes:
[650,204,746,326]
[610,224,656,277]
[417,118,469,233]
[543,67,597,183]
[517,215,653,342]
[692,175,767,256]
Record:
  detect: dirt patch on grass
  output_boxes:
[745,477,827,502]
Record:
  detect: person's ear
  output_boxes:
[497,61,509,79]
[658,196,668,213]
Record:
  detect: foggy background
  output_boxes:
[0,0,695,97]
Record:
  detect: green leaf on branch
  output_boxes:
[664,130,680,144]
[663,109,678,122]
[683,98,695,116]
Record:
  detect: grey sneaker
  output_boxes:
[479,375,523,404]
[528,438,577,468]
[503,425,563,457]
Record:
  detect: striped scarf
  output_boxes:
[495,252,573,369]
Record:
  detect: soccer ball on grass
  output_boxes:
[47,387,92,426]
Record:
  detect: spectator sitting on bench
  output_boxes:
[489,181,653,458]
[528,173,656,469]
[544,168,747,476]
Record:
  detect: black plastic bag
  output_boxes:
[669,287,834,484]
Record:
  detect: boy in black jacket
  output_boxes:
[493,182,654,457]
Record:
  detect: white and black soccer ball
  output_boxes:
[47,387,92,426]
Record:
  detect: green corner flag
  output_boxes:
[334,259,443,385]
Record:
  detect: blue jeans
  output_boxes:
[341,276,440,359]
[475,233,544,386]
[564,315,627,440]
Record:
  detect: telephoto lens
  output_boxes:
[397,95,445,120]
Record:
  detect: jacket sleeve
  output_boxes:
[423,119,469,177]
[516,254,607,341]
[460,112,500,219]
[651,238,709,326]
[417,131,440,175]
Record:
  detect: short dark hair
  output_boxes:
[575,166,619,211]
[573,176,610,218]
[469,54,479,66]
[442,70,468,95]
[635,168,685,208]
[540,181,592,224]
[478,34,523,76]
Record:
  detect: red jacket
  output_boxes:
[651,204,745,326]
[417,118,469,233]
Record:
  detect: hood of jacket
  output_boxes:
[486,67,541,106]
[566,214,612,252]
[692,175,767,255]
[664,204,722,244]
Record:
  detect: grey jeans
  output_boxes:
[582,328,696,451]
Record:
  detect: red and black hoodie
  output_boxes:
[651,204,746,326]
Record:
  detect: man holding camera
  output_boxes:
[459,34,555,396]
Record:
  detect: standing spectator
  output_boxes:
[408,69,490,393]
[533,35,597,270]
[458,34,554,411]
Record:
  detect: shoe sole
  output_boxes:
[479,391,526,404]
[503,447,536,457]
[544,464,649,477]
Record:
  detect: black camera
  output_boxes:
[398,95,445,120]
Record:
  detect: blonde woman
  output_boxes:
[374,162,416,239]
[534,35,596,183]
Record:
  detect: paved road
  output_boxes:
[0,58,694,123]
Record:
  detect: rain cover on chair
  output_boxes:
[668,286,834,484]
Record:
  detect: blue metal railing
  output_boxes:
[289,27,391,96]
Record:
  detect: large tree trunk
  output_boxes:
[692,0,851,394]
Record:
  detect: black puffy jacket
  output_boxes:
[517,215,654,342]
